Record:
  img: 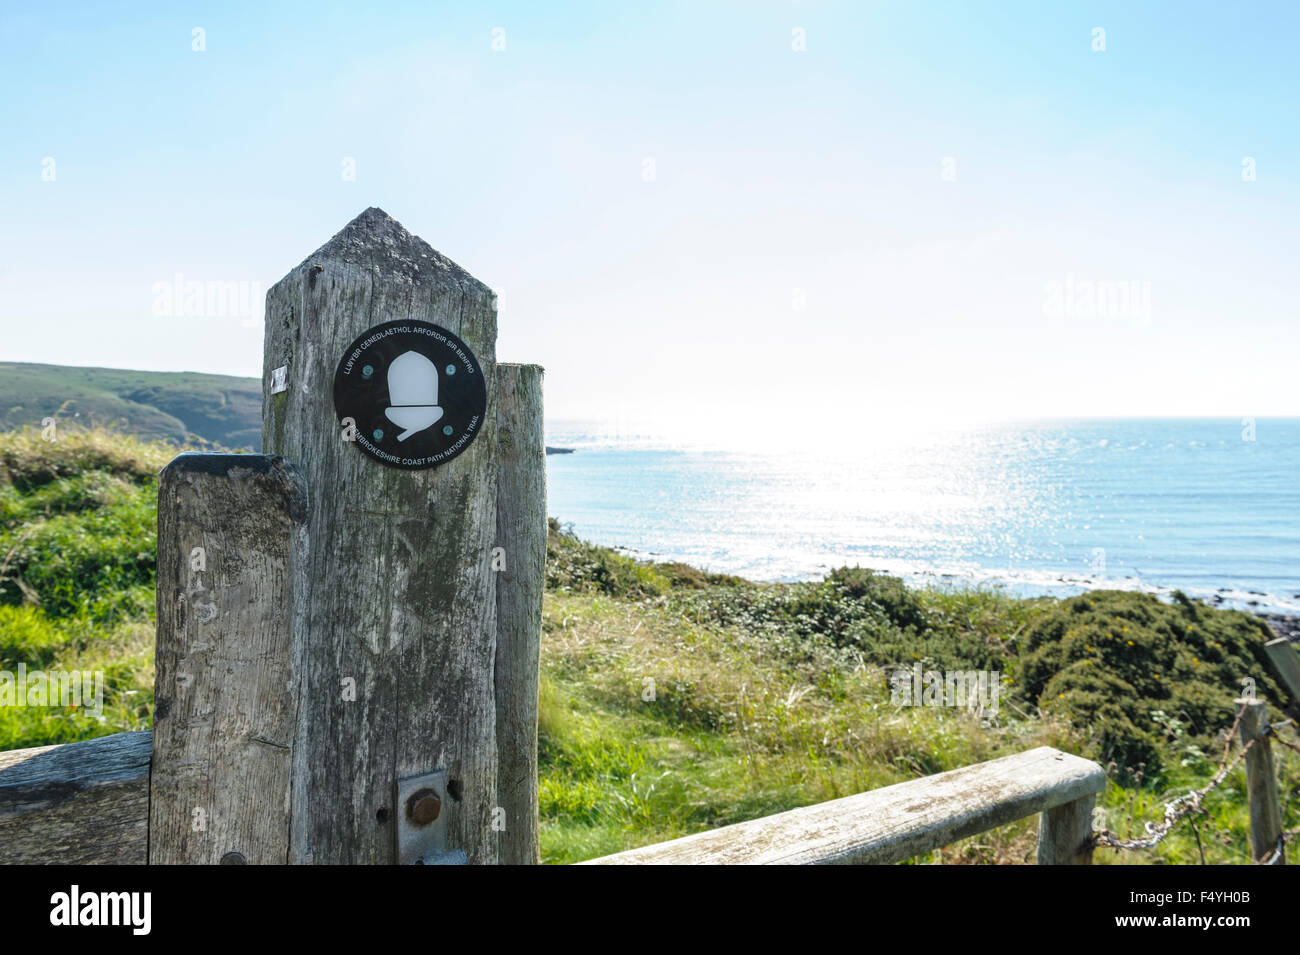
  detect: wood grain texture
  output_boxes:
[262,208,502,863]
[0,731,151,864]
[150,453,308,864]
[493,363,545,864]
[1235,697,1284,864]
[1036,794,1096,865]
[583,746,1105,865]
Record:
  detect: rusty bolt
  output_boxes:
[406,788,441,826]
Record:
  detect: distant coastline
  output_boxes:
[545,418,1300,618]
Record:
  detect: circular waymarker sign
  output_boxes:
[333,319,488,470]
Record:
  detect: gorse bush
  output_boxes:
[1019,590,1284,780]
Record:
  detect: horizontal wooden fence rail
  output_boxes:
[0,730,152,864]
[583,746,1106,865]
[1,739,1101,865]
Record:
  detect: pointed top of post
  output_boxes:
[292,207,492,297]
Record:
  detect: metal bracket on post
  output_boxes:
[395,769,466,865]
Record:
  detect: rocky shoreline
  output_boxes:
[1259,612,1300,644]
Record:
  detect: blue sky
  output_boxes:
[2,1,1297,442]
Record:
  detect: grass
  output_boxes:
[1,426,1296,865]
[534,580,1300,865]
[0,427,171,750]
[537,590,1074,862]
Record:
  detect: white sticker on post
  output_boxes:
[270,365,288,395]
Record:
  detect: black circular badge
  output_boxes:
[333,320,488,470]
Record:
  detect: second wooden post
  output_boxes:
[1236,697,1284,865]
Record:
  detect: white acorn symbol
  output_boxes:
[384,351,445,441]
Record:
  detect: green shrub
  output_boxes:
[1020,590,1283,777]
[0,605,70,669]
[545,519,670,598]
[1039,662,1162,771]
[653,561,746,590]
[828,566,928,632]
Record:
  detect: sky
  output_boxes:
[2,1,1297,446]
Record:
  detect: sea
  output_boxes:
[544,418,1300,616]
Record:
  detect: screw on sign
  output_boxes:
[333,319,488,469]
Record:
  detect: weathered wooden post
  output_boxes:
[1235,697,1284,865]
[258,208,544,864]
[493,364,546,864]
[150,454,308,863]
[1036,794,1096,865]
